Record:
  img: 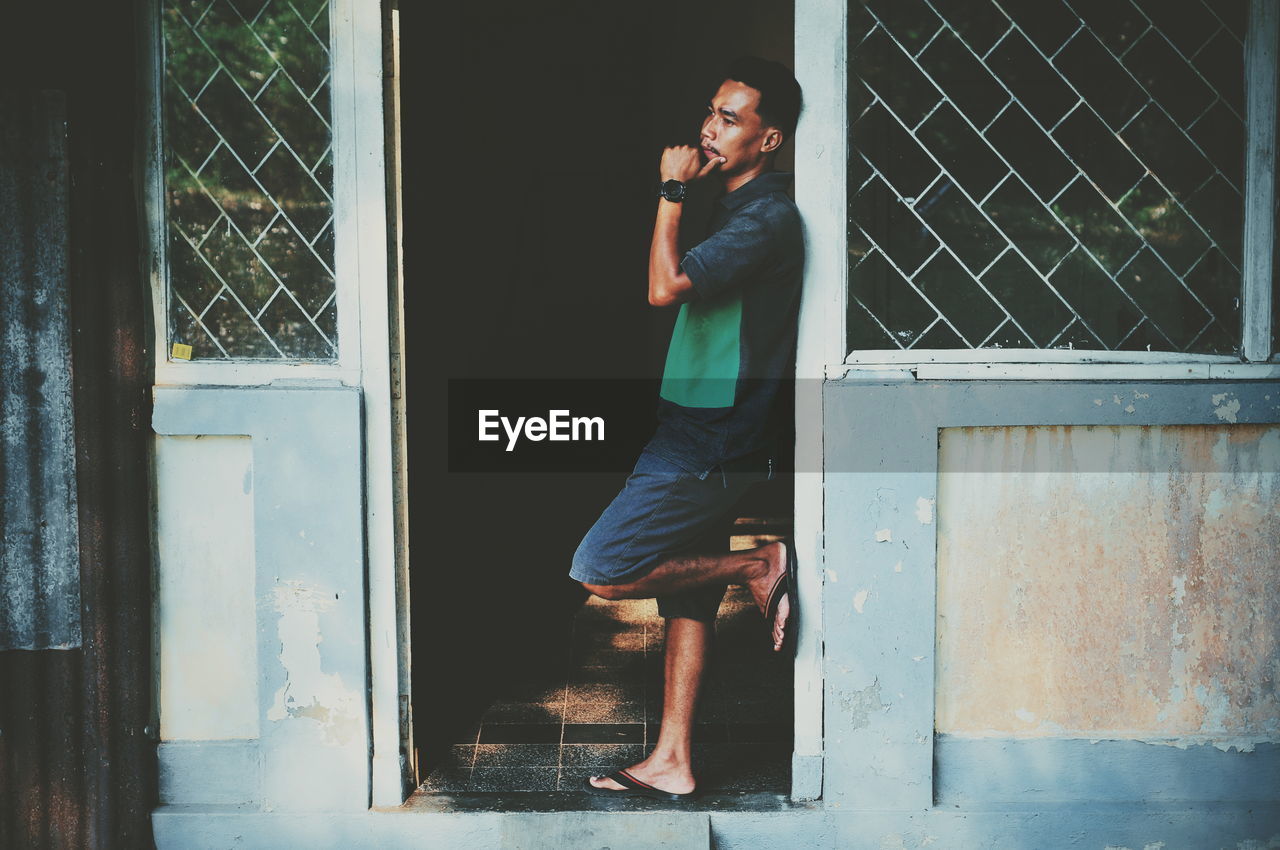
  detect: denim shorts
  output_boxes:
[569,447,772,621]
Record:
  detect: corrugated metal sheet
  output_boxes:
[0,90,83,652]
[0,1,156,846]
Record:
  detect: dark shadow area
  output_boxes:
[416,520,793,794]
[400,0,794,774]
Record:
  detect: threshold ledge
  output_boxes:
[399,790,804,813]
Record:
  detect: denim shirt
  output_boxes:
[645,170,805,480]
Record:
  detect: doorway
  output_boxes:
[398,0,796,795]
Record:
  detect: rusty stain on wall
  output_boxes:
[936,425,1280,750]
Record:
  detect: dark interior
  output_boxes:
[399,0,795,776]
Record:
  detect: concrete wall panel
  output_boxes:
[156,435,258,741]
[153,385,368,812]
[936,424,1280,746]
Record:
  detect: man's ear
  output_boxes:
[761,127,783,154]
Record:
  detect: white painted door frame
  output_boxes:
[143,0,409,808]
[333,0,405,808]
[792,0,848,803]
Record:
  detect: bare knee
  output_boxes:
[582,582,626,601]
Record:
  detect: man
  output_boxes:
[570,56,804,800]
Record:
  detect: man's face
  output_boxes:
[700,79,777,174]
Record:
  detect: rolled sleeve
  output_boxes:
[679,203,777,301]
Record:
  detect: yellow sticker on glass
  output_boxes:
[171,342,193,361]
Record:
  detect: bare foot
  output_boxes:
[744,540,791,652]
[587,751,695,794]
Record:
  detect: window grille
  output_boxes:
[161,0,335,360]
[847,0,1248,356]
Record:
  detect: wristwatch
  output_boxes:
[658,178,687,203]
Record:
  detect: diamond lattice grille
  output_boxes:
[162,0,335,360]
[847,0,1246,355]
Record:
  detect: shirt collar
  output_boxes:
[717,170,794,211]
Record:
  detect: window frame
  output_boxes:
[145,0,364,386]
[828,0,1278,373]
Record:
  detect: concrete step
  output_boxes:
[498,812,711,849]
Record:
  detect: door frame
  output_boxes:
[142,0,408,807]
[791,0,847,802]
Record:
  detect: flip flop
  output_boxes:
[763,539,799,656]
[581,769,698,802]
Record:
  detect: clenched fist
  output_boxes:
[660,145,726,183]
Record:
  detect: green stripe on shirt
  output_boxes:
[659,293,742,408]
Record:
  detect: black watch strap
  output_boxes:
[658,178,687,203]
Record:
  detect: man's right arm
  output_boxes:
[648,197,696,307]
[648,145,724,307]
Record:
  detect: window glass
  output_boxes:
[847,0,1246,355]
[162,0,336,360]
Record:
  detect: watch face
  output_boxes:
[662,179,683,199]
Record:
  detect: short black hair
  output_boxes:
[723,56,803,148]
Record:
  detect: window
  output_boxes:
[846,0,1265,358]
[161,0,336,360]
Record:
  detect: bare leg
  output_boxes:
[582,541,791,650]
[588,617,709,794]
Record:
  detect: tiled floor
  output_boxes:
[421,523,793,795]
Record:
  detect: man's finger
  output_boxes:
[697,156,726,179]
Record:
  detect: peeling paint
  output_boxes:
[872,829,940,849]
[875,528,892,542]
[1212,392,1242,423]
[914,496,934,524]
[1233,836,1280,849]
[266,581,360,746]
[825,568,839,582]
[839,678,886,731]
[894,560,903,572]
[854,589,869,613]
[1121,735,1276,753]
